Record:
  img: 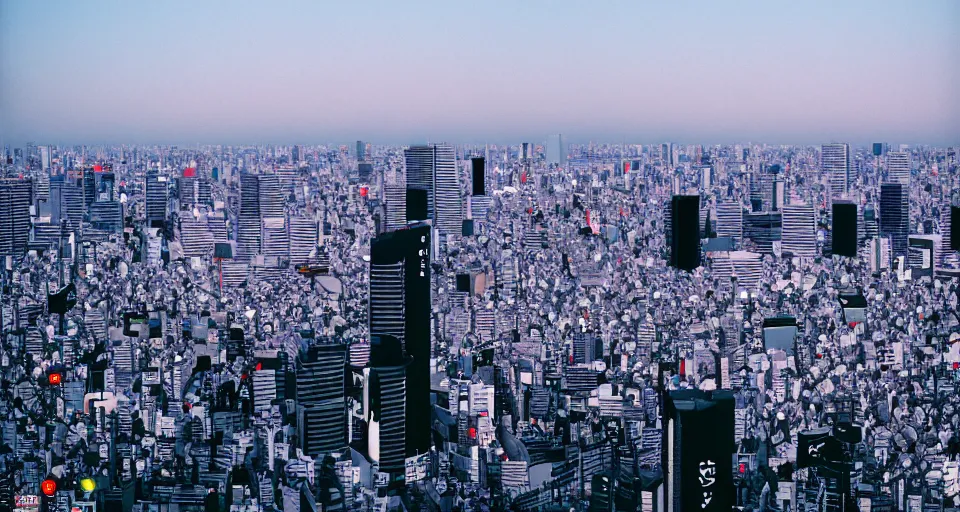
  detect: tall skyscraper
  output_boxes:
[356,140,365,161]
[715,202,744,247]
[886,151,910,185]
[663,390,735,512]
[546,134,566,166]
[369,223,432,457]
[404,144,462,235]
[781,204,817,258]
[236,174,261,261]
[880,183,909,258]
[831,201,859,258]
[296,342,348,458]
[145,170,167,228]
[0,178,32,258]
[383,184,407,233]
[670,195,701,271]
[822,143,850,198]
[363,334,411,478]
[469,157,492,221]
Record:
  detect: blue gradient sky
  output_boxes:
[1,1,958,146]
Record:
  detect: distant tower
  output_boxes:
[880,183,909,258]
[404,144,461,235]
[822,143,850,198]
[886,151,910,185]
[547,134,566,166]
[669,195,701,271]
[145,170,167,228]
[356,140,366,161]
[0,178,32,258]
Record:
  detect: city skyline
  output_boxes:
[2,0,959,147]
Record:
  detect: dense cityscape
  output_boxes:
[0,140,958,511]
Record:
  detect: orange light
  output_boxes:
[48,373,62,386]
[42,479,57,496]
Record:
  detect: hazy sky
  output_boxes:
[1,1,958,146]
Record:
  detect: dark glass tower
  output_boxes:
[365,334,412,476]
[0,178,32,258]
[670,195,701,271]
[880,182,909,257]
[369,223,432,457]
[296,341,348,457]
[663,390,735,512]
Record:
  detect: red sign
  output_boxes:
[93,165,103,173]
[624,161,630,174]
[41,479,57,496]
[48,373,62,386]
[359,186,368,198]
[183,167,196,178]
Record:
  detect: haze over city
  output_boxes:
[2,0,958,146]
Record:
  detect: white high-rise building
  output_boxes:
[822,143,850,198]
[886,151,910,185]
[781,204,817,258]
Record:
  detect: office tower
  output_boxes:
[288,217,317,265]
[469,157,492,221]
[908,235,940,277]
[743,212,782,255]
[670,195,701,271]
[880,183,909,258]
[383,184,407,232]
[369,224,431,457]
[831,201,858,257]
[364,334,412,477]
[715,202,744,247]
[356,140,365,161]
[822,143,850,198]
[49,175,84,227]
[546,134,566,166]
[40,146,51,170]
[404,144,462,234]
[358,162,373,183]
[663,390,735,512]
[82,168,96,209]
[872,143,884,157]
[781,204,817,257]
[236,174,261,261]
[291,145,301,164]
[950,206,960,251]
[145,170,167,228]
[0,178,32,258]
[296,342,348,457]
[406,189,429,222]
[886,151,910,185]
[863,205,879,242]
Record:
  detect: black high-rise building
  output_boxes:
[663,390,735,512]
[951,206,959,251]
[364,334,412,477]
[880,183,909,257]
[471,157,485,196]
[296,342,348,457]
[832,201,858,257]
[670,195,701,271]
[369,223,431,457]
[145,170,167,228]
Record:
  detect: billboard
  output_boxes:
[668,390,734,512]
